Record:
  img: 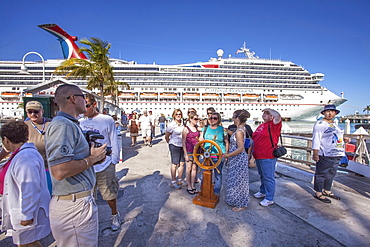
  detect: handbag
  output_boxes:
[244,128,253,149]
[339,156,349,168]
[268,124,287,158]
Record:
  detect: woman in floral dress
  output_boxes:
[223,110,250,212]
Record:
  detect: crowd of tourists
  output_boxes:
[0,82,346,246]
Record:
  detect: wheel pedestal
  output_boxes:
[192,170,219,208]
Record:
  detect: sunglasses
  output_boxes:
[210,117,218,120]
[175,113,182,116]
[188,111,195,114]
[66,94,85,100]
[86,102,94,108]
[207,112,213,115]
[27,110,40,114]
[193,118,200,121]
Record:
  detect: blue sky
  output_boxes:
[1,0,369,116]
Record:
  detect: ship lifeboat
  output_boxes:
[25,93,33,97]
[183,93,200,99]
[119,93,136,99]
[140,93,158,99]
[1,92,20,98]
[242,94,260,100]
[223,93,241,100]
[160,93,178,99]
[264,94,278,100]
[202,93,220,99]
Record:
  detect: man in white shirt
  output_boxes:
[138,110,153,147]
[79,94,122,231]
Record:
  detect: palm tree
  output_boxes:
[363,105,370,115]
[54,37,129,108]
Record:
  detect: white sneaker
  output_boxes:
[259,198,274,207]
[254,191,266,199]
[111,213,122,231]
[177,179,188,186]
[171,181,181,190]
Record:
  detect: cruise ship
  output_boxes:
[0,24,346,121]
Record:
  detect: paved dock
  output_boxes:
[1,127,370,246]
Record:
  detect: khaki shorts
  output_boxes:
[95,163,119,201]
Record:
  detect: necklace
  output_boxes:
[30,118,46,135]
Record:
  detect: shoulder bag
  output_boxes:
[268,124,287,158]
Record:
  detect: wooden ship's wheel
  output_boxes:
[192,140,222,208]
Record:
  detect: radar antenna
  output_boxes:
[236,42,258,59]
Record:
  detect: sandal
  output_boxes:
[314,194,331,203]
[186,189,195,195]
[232,207,247,212]
[192,189,199,194]
[322,191,341,200]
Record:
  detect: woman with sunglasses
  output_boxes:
[0,101,53,195]
[201,112,228,195]
[223,110,250,212]
[0,121,51,246]
[165,109,186,189]
[182,112,201,194]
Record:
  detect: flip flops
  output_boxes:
[314,194,331,203]
[322,191,341,200]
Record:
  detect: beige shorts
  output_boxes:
[141,128,152,138]
[50,195,98,247]
[95,163,119,201]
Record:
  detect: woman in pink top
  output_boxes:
[182,112,201,194]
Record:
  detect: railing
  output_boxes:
[279,133,370,167]
[280,133,314,166]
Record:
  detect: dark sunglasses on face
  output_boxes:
[86,102,93,108]
[210,117,218,120]
[27,110,40,114]
[176,113,182,116]
[66,94,85,100]
[207,112,213,115]
[193,118,199,120]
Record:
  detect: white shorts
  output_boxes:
[142,128,152,137]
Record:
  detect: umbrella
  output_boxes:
[353,128,370,164]
[132,109,141,114]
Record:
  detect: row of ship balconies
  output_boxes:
[115,92,281,101]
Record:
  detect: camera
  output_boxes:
[83,131,112,156]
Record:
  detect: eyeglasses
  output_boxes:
[193,118,200,121]
[207,112,213,115]
[232,115,238,119]
[66,94,85,100]
[86,102,93,108]
[188,111,195,114]
[27,110,40,114]
[210,117,218,120]
[175,113,182,116]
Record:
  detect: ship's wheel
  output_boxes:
[192,140,222,209]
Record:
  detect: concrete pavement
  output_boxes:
[1,126,369,246]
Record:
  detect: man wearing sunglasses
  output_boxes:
[79,94,121,231]
[25,101,53,192]
[45,84,106,246]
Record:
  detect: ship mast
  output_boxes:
[236,42,258,59]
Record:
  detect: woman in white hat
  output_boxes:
[312,104,349,203]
